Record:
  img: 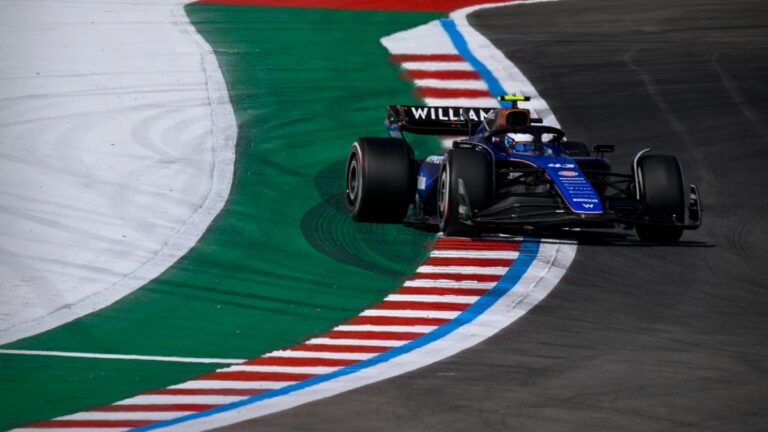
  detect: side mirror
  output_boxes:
[560,141,590,157]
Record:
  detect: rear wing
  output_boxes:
[386,96,540,137]
[386,105,495,137]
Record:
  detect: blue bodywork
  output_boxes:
[416,124,605,215]
[371,103,701,237]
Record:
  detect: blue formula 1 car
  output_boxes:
[345,96,701,242]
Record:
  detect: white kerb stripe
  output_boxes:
[58,411,194,421]
[401,61,473,71]
[414,79,488,90]
[306,338,405,347]
[334,325,436,333]
[430,250,519,259]
[360,309,460,319]
[423,97,499,107]
[380,18,458,56]
[403,280,495,289]
[117,395,245,405]
[264,350,375,360]
[385,294,479,304]
[221,365,339,374]
[169,380,290,390]
[416,265,508,275]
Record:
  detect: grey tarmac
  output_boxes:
[221,1,768,430]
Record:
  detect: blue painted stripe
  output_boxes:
[129,20,531,432]
[130,238,540,431]
[439,18,509,108]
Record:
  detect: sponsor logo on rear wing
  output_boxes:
[386,105,495,136]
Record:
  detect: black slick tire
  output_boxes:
[345,137,415,222]
[437,148,492,237]
[635,154,685,243]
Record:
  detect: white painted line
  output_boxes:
[360,310,461,319]
[306,338,405,347]
[222,365,339,374]
[416,265,508,275]
[169,381,289,390]
[264,350,375,360]
[403,280,495,289]
[58,411,194,421]
[117,395,245,405]
[385,294,479,304]
[401,61,473,71]
[414,78,488,90]
[430,249,519,259]
[334,325,437,333]
[0,349,245,364]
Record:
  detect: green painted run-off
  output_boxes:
[0,5,442,429]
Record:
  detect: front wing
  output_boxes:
[454,180,702,230]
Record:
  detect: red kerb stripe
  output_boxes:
[435,238,521,251]
[91,404,216,412]
[198,371,314,381]
[402,70,482,80]
[416,87,491,99]
[411,272,501,282]
[346,316,451,326]
[290,343,389,353]
[424,257,514,267]
[243,356,359,367]
[373,301,470,311]
[147,388,264,396]
[390,54,464,63]
[323,330,423,340]
[397,287,488,297]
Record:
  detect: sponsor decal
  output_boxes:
[407,106,493,122]
[410,106,430,120]
[417,174,427,190]
[547,163,575,168]
[572,198,600,203]
[558,170,578,177]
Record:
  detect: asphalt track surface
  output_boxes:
[223,0,768,430]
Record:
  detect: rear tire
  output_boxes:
[635,154,685,242]
[437,148,492,236]
[346,137,415,222]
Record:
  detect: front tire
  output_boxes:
[635,154,685,242]
[346,137,415,222]
[437,148,492,236]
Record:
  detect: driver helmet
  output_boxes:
[504,132,535,152]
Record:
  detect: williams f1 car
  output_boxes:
[345,96,701,242]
